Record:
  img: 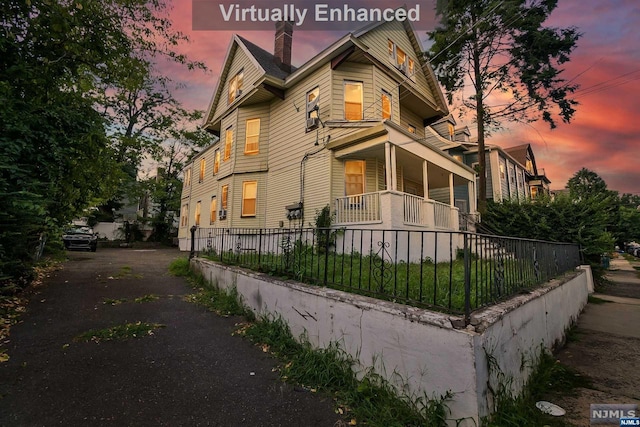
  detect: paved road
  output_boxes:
[0,248,340,426]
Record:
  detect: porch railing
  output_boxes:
[403,194,424,225]
[432,200,451,229]
[189,227,582,324]
[335,192,380,224]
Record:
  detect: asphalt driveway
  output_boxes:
[0,247,340,426]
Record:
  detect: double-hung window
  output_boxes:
[228,70,244,104]
[210,197,217,224]
[224,127,233,161]
[241,181,257,217]
[344,81,363,121]
[194,201,201,226]
[199,158,206,182]
[245,119,260,154]
[345,160,365,205]
[381,91,392,120]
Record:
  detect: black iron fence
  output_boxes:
[188,227,581,322]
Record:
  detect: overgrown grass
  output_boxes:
[74,322,165,343]
[485,351,591,427]
[134,294,159,303]
[202,247,541,314]
[169,258,251,318]
[169,257,453,426]
[168,257,190,277]
[240,316,452,427]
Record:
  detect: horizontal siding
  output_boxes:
[212,45,262,121]
[230,173,267,229]
[235,104,270,173]
[217,111,239,179]
[377,159,385,191]
[372,67,400,124]
[356,20,437,107]
[399,107,425,138]
[429,187,450,204]
[331,62,375,121]
[265,63,333,228]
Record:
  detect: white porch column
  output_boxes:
[422,160,429,199]
[390,144,398,191]
[468,180,476,213]
[384,142,392,191]
[449,172,454,206]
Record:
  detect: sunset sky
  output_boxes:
[165,0,639,195]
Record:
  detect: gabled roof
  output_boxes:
[504,144,533,167]
[237,36,297,80]
[205,13,449,128]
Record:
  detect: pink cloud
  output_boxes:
[159,0,640,195]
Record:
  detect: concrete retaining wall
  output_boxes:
[191,258,591,425]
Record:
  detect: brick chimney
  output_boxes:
[274,21,293,74]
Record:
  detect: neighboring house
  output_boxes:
[178,18,477,249]
[426,115,551,203]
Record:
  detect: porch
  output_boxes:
[334,191,459,229]
[328,122,477,231]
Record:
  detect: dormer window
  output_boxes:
[228,70,244,104]
[448,123,455,140]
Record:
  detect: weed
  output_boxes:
[74,322,165,343]
[168,257,191,277]
[485,350,591,426]
[172,257,452,426]
[111,265,143,280]
[103,298,128,306]
[134,294,159,303]
[240,315,452,427]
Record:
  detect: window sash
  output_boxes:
[224,128,233,161]
[195,201,201,226]
[307,87,319,119]
[214,150,220,174]
[345,160,365,196]
[242,181,257,217]
[344,82,363,121]
[199,158,206,182]
[381,91,391,120]
[210,197,217,224]
[245,119,260,153]
[228,71,244,104]
[185,168,191,186]
[180,204,189,227]
[221,185,228,210]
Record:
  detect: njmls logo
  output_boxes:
[590,404,638,425]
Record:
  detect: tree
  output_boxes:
[0,0,205,288]
[141,118,214,242]
[428,0,581,212]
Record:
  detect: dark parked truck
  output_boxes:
[62,227,98,252]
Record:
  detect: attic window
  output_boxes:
[388,40,415,79]
[228,70,244,104]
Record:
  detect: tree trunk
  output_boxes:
[472,31,487,214]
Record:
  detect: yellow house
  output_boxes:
[178,19,477,249]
